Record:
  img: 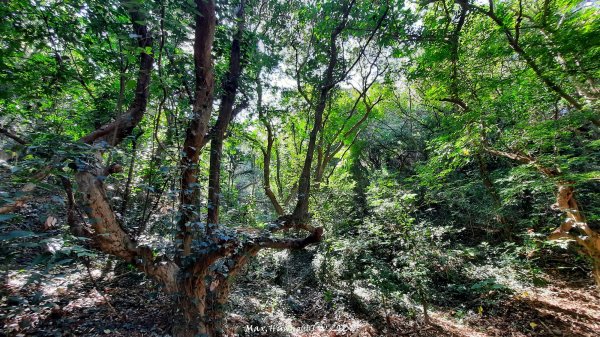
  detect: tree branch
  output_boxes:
[79,3,154,146]
[177,0,217,259]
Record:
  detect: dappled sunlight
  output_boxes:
[61,289,108,312]
[2,266,114,335]
[5,267,92,298]
[421,282,600,337]
[428,312,496,337]
[520,285,600,335]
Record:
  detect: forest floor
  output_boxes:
[2,240,599,336]
[1,189,600,336]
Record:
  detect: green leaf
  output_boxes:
[0,214,16,222]
[0,230,37,241]
[126,79,137,90]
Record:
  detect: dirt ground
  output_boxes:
[2,248,599,337]
[1,185,599,336]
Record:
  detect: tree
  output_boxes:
[1,0,599,335]
[70,0,323,335]
[405,0,600,286]
[0,0,390,335]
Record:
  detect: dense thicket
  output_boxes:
[0,0,598,336]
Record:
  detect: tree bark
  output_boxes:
[547,184,600,288]
[177,0,217,257]
[292,2,353,222]
[485,146,600,287]
[79,8,153,146]
[1,2,331,337]
[207,0,246,226]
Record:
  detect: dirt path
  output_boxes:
[421,283,600,337]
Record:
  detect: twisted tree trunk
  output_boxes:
[485,147,600,288]
[548,184,600,288]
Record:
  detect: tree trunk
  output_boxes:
[255,67,284,216]
[292,2,356,221]
[207,134,225,225]
[484,147,600,287]
[177,0,217,256]
[263,135,285,216]
[172,278,210,337]
[548,184,600,289]
[172,246,261,337]
[207,0,245,226]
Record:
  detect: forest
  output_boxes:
[0,0,599,336]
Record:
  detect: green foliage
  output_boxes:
[1,0,599,330]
